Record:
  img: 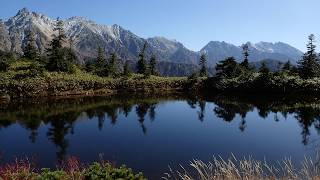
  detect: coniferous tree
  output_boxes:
[240,43,250,69]
[199,53,208,77]
[94,46,107,76]
[96,46,106,68]
[215,57,240,78]
[55,19,66,43]
[107,53,119,77]
[282,60,292,72]
[46,18,74,72]
[149,55,157,76]
[259,62,270,75]
[137,42,148,74]
[123,60,131,77]
[298,34,320,79]
[23,31,39,60]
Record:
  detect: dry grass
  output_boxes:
[0,157,38,180]
[163,154,320,180]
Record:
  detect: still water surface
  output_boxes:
[0,94,320,179]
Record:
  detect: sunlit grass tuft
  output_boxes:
[163,154,320,180]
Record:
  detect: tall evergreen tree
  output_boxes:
[54,19,66,44]
[123,60,131,77]
[149,55,157,75]
[137,42,148,74]
[259,62,270,75]
[23,31,39,60]
[96,46,106,68]
[107,53,119,77]
[215,57,240,78]
[240,43,250,69]
[282,60,292,71]
[199,53,208,77]
[46,18,74,72]
[298,34,320,79]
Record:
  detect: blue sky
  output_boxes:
[1,0,319,51]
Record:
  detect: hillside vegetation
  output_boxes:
[0,61,193,98]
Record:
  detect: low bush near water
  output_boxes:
[206,72,320,94]
[0,156,146,180]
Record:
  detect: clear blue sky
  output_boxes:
[1,0,319,51]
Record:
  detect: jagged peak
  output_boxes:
[10,8,45,22]
[239,42,251,48]
[17,7,30,15]
[13,7,42,20]
[111,24,125,31]
[112,24,120,28]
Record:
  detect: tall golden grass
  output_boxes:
[163,154,320,180]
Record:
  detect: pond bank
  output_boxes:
[0,71,205,100]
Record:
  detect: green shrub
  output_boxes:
[84,162,146,180]
[0,159,146,180]
[29,62,45,77]
[36,168,67,180]
[12,61,45,79]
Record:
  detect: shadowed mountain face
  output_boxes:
[0,8,303,75]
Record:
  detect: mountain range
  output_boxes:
[0,8,304,76]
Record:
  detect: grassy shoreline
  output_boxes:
[4,70,320,100]
[0,60,202,99]
[0,69,197,100]
[5,60,320,100]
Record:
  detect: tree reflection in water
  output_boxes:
[46,113,77,160]
[210,95,320,145]
[2,94,320,159]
